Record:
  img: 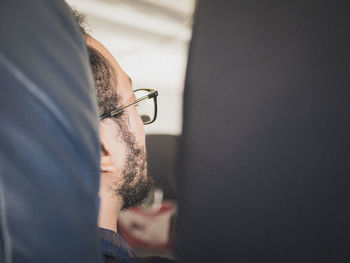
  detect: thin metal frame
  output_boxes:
[99,88,158,125]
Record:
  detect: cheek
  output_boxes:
[127,108,146,148]
[109,135,128,171]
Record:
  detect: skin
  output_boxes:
[86,36,146,232]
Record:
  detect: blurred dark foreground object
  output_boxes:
[0,1,101,262]
[178,0,350,262]
[146,134,179,200]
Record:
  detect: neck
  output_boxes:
[98,183,123,233]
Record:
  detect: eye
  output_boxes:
[140,115,151,123]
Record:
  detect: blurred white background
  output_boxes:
[66,0,196,135]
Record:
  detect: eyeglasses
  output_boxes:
[99,88,158,125]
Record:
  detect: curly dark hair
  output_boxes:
[70,6,87,38]
[87,45,120,118]
[71,7,120,117]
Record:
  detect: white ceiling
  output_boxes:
[66,0,195,135]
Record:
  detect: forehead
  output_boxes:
[86,36,133,102]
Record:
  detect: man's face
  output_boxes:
[87,37,152,209]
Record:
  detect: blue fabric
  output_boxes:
[0,0,101,262]
[99,228,138,262]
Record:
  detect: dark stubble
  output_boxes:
[115,116,153,210]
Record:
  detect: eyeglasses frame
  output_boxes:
[99,88,158,125]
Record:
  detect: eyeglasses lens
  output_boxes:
[135,90,155,124]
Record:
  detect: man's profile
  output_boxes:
[88,40,153,216]
[71,10,178,262]
[87,36,165,261]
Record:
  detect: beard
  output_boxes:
[115,117,153,210]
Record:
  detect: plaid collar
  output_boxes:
[98,227,138,260]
